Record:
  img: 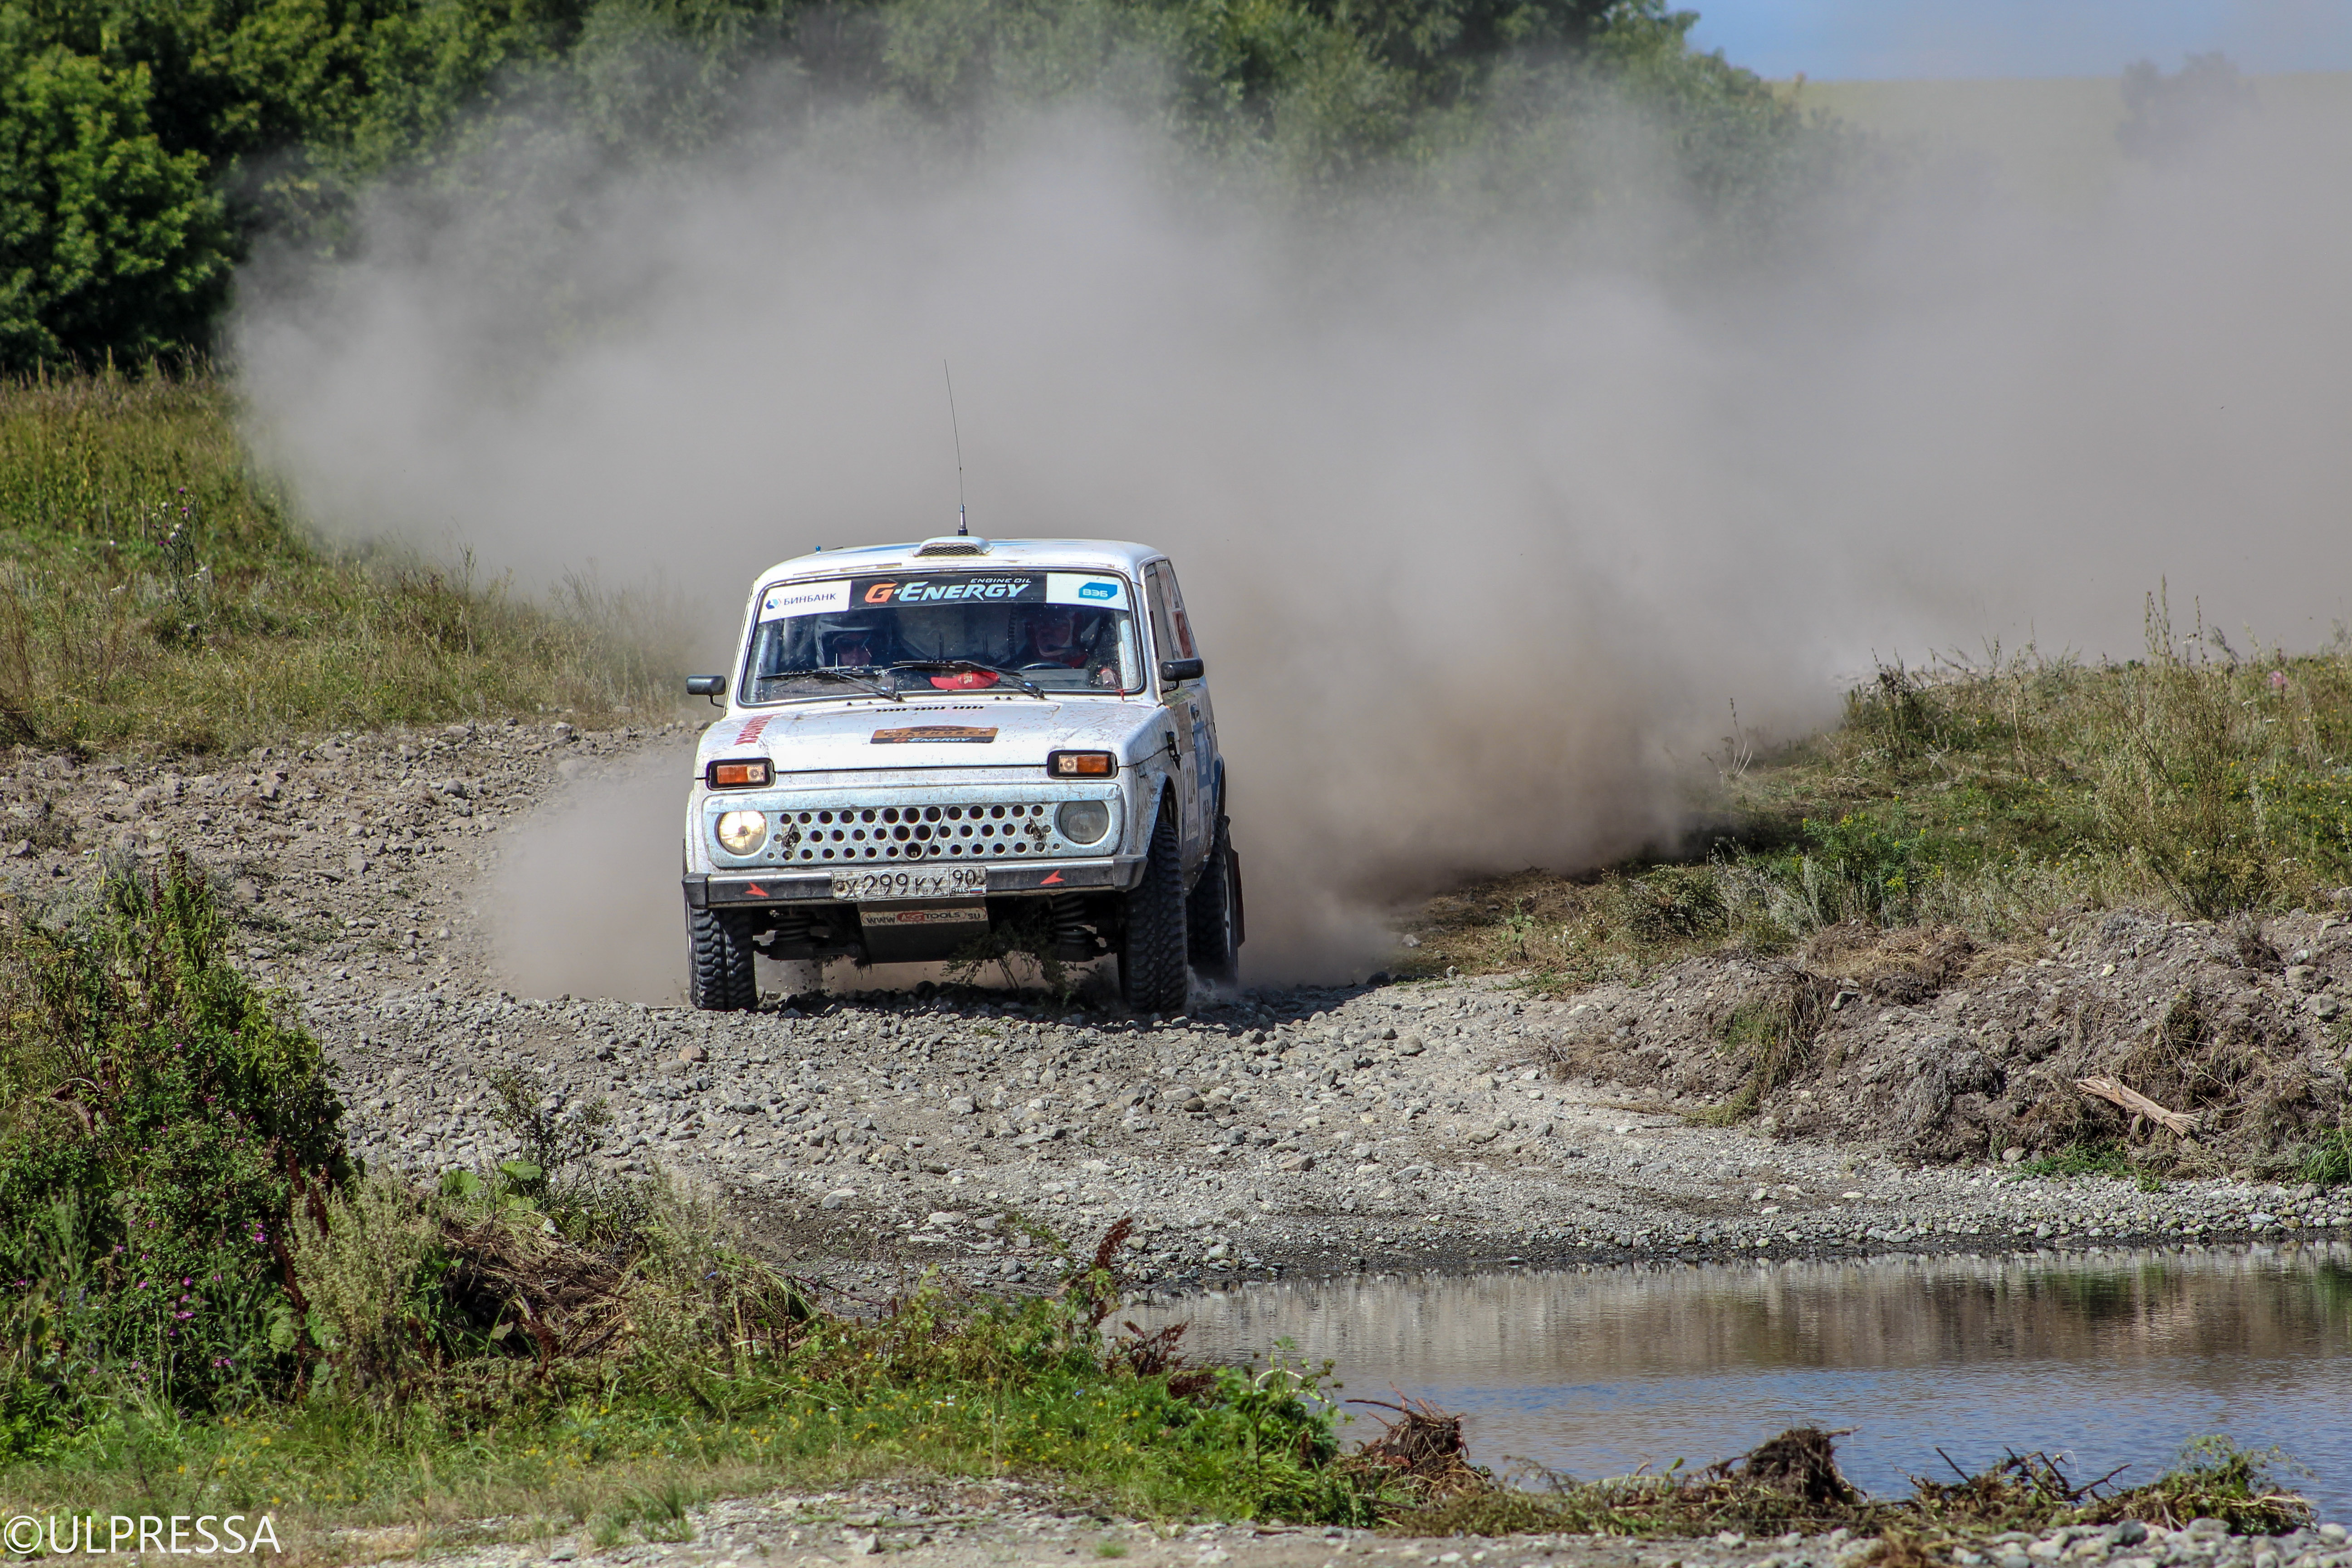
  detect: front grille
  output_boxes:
[772,800,1075,863]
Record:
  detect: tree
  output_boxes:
[2119,52,2257,166]
[0,20,230,366]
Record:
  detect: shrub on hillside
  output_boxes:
[0,853,347,1444]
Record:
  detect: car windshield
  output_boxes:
[740,569,1143,703]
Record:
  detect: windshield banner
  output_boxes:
[1045,572,1129,608]
[761,571,1131,618]
[759,580,851,621]
[852,574,1042,607]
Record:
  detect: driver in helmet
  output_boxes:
[819,616,886,668]
[1018,604,1096,669]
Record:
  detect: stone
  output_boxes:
[949,1096,976,1115]
[821,1188,858,1209]
[679,1044,708,1063]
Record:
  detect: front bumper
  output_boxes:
[683,857,1139,910]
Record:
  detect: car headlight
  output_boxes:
[1056,800,1112,845]
[715,809,767,853]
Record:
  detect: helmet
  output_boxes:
[814,615,885,666]
[1017,603,1095,663]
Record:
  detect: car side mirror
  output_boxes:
[1159,657,1205,684]
[686,675,725,707]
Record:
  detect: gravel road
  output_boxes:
[7,719,2349,1294]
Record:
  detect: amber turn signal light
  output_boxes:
[705,758,774,789]
[1047,750,1117,778]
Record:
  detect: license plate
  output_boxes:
[831,865,987,901]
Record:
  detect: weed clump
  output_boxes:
[0,852,348,1436]
[1400,1429,2311,1542]
[1689,970,1835,1127]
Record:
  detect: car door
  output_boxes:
[1143,560,1212,863]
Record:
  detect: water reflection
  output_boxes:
[1133,1245,2352,1517]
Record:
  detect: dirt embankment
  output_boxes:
[1544,918,2352,1177]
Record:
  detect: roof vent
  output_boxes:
[914,535,990,557]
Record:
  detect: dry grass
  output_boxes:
[0,367,683,753]
[1400,612,2352,993]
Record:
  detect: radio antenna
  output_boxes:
[943,359,969,536]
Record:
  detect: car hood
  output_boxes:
[696,698,1163,776]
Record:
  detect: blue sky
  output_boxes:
[1683,0,2352,79]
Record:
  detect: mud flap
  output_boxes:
[1229,846,1245,949]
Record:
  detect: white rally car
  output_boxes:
[680,536,1240,1013]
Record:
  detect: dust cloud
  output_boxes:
[235,88,2352,995]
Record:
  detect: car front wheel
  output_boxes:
[686,903,757,1011]
[1119,805,1189,1014]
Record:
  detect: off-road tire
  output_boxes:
[1186,813,1240,984]
[1120,806,1189,1014]
[687,904,757,1011]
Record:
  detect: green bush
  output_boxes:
[0,22,230,366]
[0,853,348,1442]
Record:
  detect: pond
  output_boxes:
[1133,1244,2352,1519]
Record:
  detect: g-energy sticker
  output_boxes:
[1045,573,1130,608]
[853,574,1042,606]
[759,580,849,620]
[872,725,999,744]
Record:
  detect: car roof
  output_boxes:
[750,537,1162,586]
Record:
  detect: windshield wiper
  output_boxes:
[888,660,1049,700]
[767,666,904,703]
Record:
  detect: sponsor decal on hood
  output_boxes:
[871,725,999,744]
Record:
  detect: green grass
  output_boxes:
[2012,1141,2165,1191]
[0,367,678,753]
[1407,617,2352,989]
